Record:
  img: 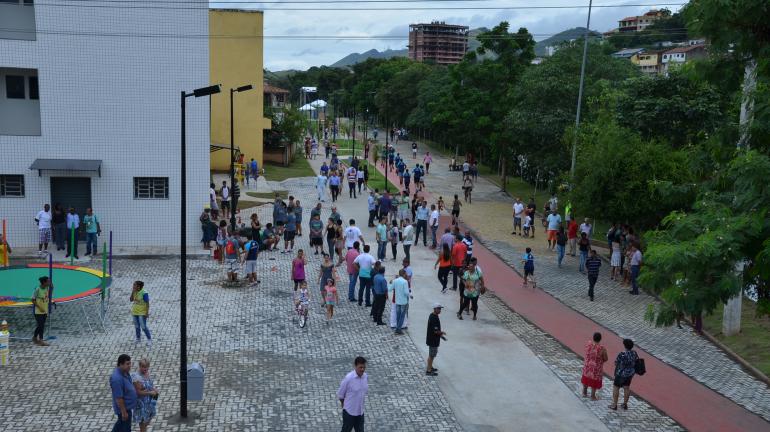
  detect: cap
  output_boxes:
[39,276,49,283]
[432,303,443,309]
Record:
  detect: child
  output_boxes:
[291,249,306,291]
[216,220,228,264]
[521,247,536,289]
[437,196,445,213]
[244,233,260,285]
[0,233,11,266]
[294,200,303,237]
[225,231,241,282]
[294,281,310,319]
[324,278,338,321]
[523,214,532,238]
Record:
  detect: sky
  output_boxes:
[211,0,686,71]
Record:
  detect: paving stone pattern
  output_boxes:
[0,177,461,432]
[482,293,683,432]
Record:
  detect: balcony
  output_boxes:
[0,67,41,136]
[0,0,36,41]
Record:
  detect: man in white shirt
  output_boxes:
[353,244,376,307]
[512,198,525,236]
[35,204,52,255]
[429,204,440,249]
[337,357,369,431]
[220,181,230,220]
[65,207,80,259]
[401,219,414,262]
[344,219,364,249]
[579,218,593,240]
[209,182,219,219]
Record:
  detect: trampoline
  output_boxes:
[0,263,110,307]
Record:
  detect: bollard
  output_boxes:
[0,320,9,366]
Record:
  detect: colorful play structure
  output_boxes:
[0,220,114,337]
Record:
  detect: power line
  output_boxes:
[24,2,687,10]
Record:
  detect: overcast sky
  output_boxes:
[212,1,685,71]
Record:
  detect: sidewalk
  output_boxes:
[306,155,610,431]
[371,135,770,431]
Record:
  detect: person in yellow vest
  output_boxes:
[32,276,51,346]
[0,233,11,266]
[130,281,152,348]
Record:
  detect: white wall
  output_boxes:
[0,0,211,250]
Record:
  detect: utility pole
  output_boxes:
[570,0,593,180]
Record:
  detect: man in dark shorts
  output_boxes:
[527,197,537,238]
[426,303,446,376]
[309,213,324,255]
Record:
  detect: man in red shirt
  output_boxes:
[450,235,468,292]
[567,217,579,257]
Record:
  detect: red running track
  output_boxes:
[364,154,770,432]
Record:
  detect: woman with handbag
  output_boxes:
[457,259,485,321]
[609,338,639,410]
[131,358,159,432]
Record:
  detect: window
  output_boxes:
[28,75,38,99]
[0,175,24,197]
[5,75,25,99]
[133,177,168,199]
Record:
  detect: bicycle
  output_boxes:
[295,300,309,328]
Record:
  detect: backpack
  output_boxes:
[634,354,646,376]
[226,240,237,255]
[390,227,399,243]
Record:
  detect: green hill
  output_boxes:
[535,27,601,56]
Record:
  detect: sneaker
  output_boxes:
[441,287,447,294]
[425,371,438,376]
[146,340,152,348]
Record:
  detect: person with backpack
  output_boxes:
[225,231,241,282]
[521,247,535,288]
[609,338,640,411]
[389,220,400,261]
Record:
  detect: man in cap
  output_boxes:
[426,303,446,376]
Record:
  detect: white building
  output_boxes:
[661,44,708,74]
[0,0,211,250]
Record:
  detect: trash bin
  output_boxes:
[187,362,205,401]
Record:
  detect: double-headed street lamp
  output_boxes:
[230,84,254,231]
[179,84,221,419]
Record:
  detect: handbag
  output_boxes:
[634,357,646,376]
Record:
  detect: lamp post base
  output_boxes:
[167,411,200,425]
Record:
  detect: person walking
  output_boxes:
[354,245,376,307]
[345,242,360,302]
[450,235,467,291]
[375,217,388,260]
[31,276,51,346]
[629,243,643,295]
[318,254,337,305]
[326,218,337,262]
[521,248,536,288]
[35,204,52,256]
[401,219,414,261]
[609,339,639,411]
[457,259,484,320]
[371,264,387,325]
[567,217,578,256]
[440,228,454,250]
[434,243,452,293]
[586,249,602,301]
[131,358,159,432]
[546,209,561,251]
[130,281,152,348]
[415,201,429,247]
[429,204,440,249]
[426,303,446,376]
[344,219,365,250]
[581,332,608,400]
[317,173,328,202]
[347,166,358,199]
[291,250,307,291]
[83,207,102,257]
[65,207,80,259]
[450,194,462,225]
[578,232,590,273]
[52,203,67,251]
[110,354,138,432]
[367,191,378,227]
[356,167,365,194]
[309,213,324,255]
[423,152,432,174]
[337,356,369,432]
[324,278,339,322]
[329,171,341,202]
[556,226,567,268]
[389,269,411,334]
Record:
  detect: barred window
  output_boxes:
[133,177,168,199]
[0,175,25,197]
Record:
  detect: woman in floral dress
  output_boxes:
[581,332,608,400]
[132,358,159,432]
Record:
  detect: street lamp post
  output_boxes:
[230,84,254,232]
[179,84,221,419]
[352,107,356,158]
[384,115,389,193]
[570,0,593,179]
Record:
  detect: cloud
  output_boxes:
[293,48,325,57]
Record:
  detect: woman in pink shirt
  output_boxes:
[291,249,306,291]
[325,279,339,321]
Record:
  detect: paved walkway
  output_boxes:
[308,155,611,431]
[369,134,770,431]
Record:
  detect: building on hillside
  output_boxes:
[209,9,271,171]
[264,83,290,110]
[631,50,664,75]
[618,9,670,32]
[408,22,469,65]
[661,44,708,74]
[0,0,210,249]
[612,47,646,59]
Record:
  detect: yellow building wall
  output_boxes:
[209,9,272,171]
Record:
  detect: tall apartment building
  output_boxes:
[0,0,210,250]
[408,22,469,65]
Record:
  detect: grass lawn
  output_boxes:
[361,162,399,192]
[703,299,770,377]
[236,200,264,210]
[246,190,288,200]
[263,158,315,182]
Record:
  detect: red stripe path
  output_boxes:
[361,153,770,431]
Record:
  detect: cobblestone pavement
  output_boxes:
[0,176,461,432]
[482,294,683,432]
[381,135,770,424]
